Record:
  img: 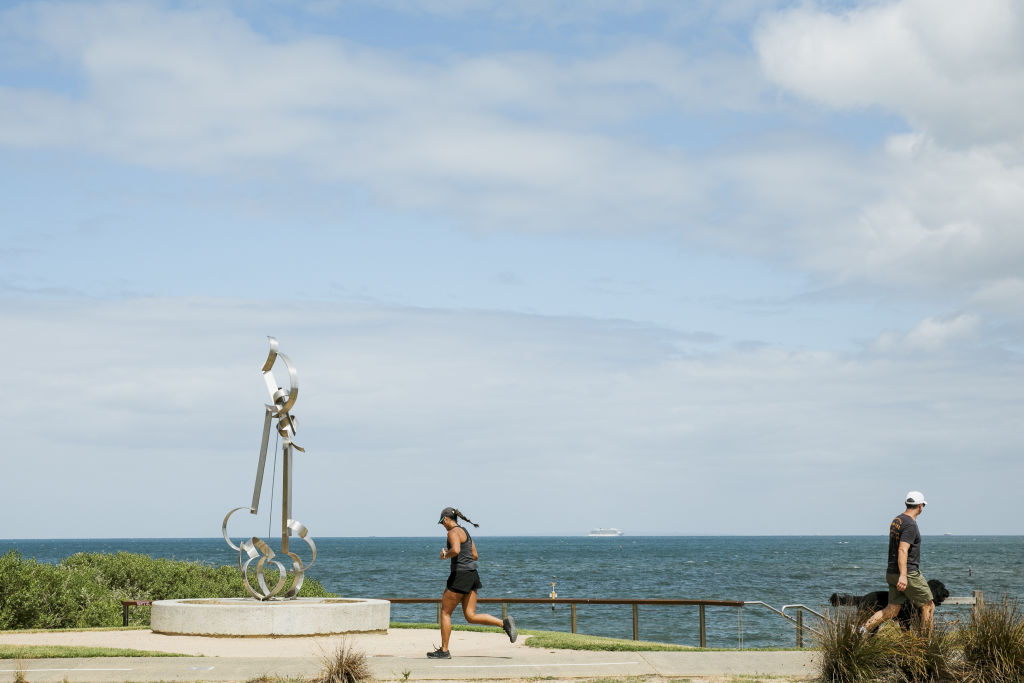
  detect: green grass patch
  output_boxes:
[521,630,692,651]
[389,621,799,652]
[0,644,188,659]
[1,626,149,634]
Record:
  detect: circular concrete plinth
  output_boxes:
[151,597,391,636]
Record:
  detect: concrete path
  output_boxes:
[0,629,819,682]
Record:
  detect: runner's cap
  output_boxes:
[438,507,457,524]
[905,491,927,506]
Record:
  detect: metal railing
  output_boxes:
[743,601,826,647]
[385,592,983,649]
[743,591,983,648]
[384,597,742,647]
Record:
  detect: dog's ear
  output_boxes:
[829,592,840,606]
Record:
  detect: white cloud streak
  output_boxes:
[4,298,1021,536]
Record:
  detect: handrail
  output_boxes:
[781,604,826,621]
[744,601,824,646]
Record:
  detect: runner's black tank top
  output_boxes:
[449,526,478,572]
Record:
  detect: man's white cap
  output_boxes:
[906,491,927,506]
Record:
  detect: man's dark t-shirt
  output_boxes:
[887,513,921,573]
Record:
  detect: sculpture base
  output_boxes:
[151,598,390,637]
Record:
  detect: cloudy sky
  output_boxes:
[3,0,1022,539]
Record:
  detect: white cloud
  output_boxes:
[754,0,1024,147]
[751,0,1024,297]
[972,277,1024,318]
[873,313,979,353]
[0,1,773,237]
[4,297,1021,536]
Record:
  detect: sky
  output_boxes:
[2,0,1023,539]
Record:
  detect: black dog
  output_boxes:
[830,579,949,629]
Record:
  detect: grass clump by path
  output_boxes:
[0,550,334,629]
[960,597,1024,682]
[0,644,187,659]
[817,597,1024,682]
[816,606,891,681]
[311,639,372,682]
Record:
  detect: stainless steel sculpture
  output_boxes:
[222,337,317,600]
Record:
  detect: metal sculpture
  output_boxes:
[222,337,317,600]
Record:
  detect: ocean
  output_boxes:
[5,536,1022,648]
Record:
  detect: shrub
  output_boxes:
[960,597,1024,683]
[312,640,371,683]
[816,606,891,682]
[883,622,962,682]
[0,550,335,629]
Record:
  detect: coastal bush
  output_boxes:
[0,550,334,629]
[883,623,962,682]
[0,551,120,629]
[312,640,371,682]
[816,606,891,682]
[960,597,1024,682]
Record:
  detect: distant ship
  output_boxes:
[588,528,624,537]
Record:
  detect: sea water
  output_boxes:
[5,536,1022,648]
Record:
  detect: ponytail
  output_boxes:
[454,509,479,528]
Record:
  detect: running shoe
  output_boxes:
[503,615,518,643]
[426,647,451,659]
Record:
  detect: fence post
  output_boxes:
[571,604,577,634]
[974,590,984,615]
[502,602,508,619]
[699,604,706,648]
[796,610,804,648]
[436,602,441,624]
[632,603,639,641]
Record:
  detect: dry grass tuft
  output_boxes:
[884,622,962,682]
[816,606,891,682]
[312,639,372,683]
[960,597,1024,682]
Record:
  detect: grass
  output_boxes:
[311,640,371,683]
[960,597,1024,682]
[521,630,693,651]
[389,621,798,652]
[0,644,188,659]
[817,598,1024,682]
[815,606,891,681]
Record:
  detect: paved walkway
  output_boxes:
[0,629,819,682]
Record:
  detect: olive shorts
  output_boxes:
[886,570,933,607]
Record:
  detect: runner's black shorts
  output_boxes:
[446,570,483,594]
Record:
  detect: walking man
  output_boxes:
[864,491,934,634]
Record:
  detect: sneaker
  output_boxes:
[503,615,518,643]
[426,647,451,659]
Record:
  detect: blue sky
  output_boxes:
[2,0,1023,539]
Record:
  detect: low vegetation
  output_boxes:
[312,640,372,683]
[0,644,186,659]
[520,630,692,651]
[960,597,1024,682]
[0,550,333,629]
[817,597,1024,682]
